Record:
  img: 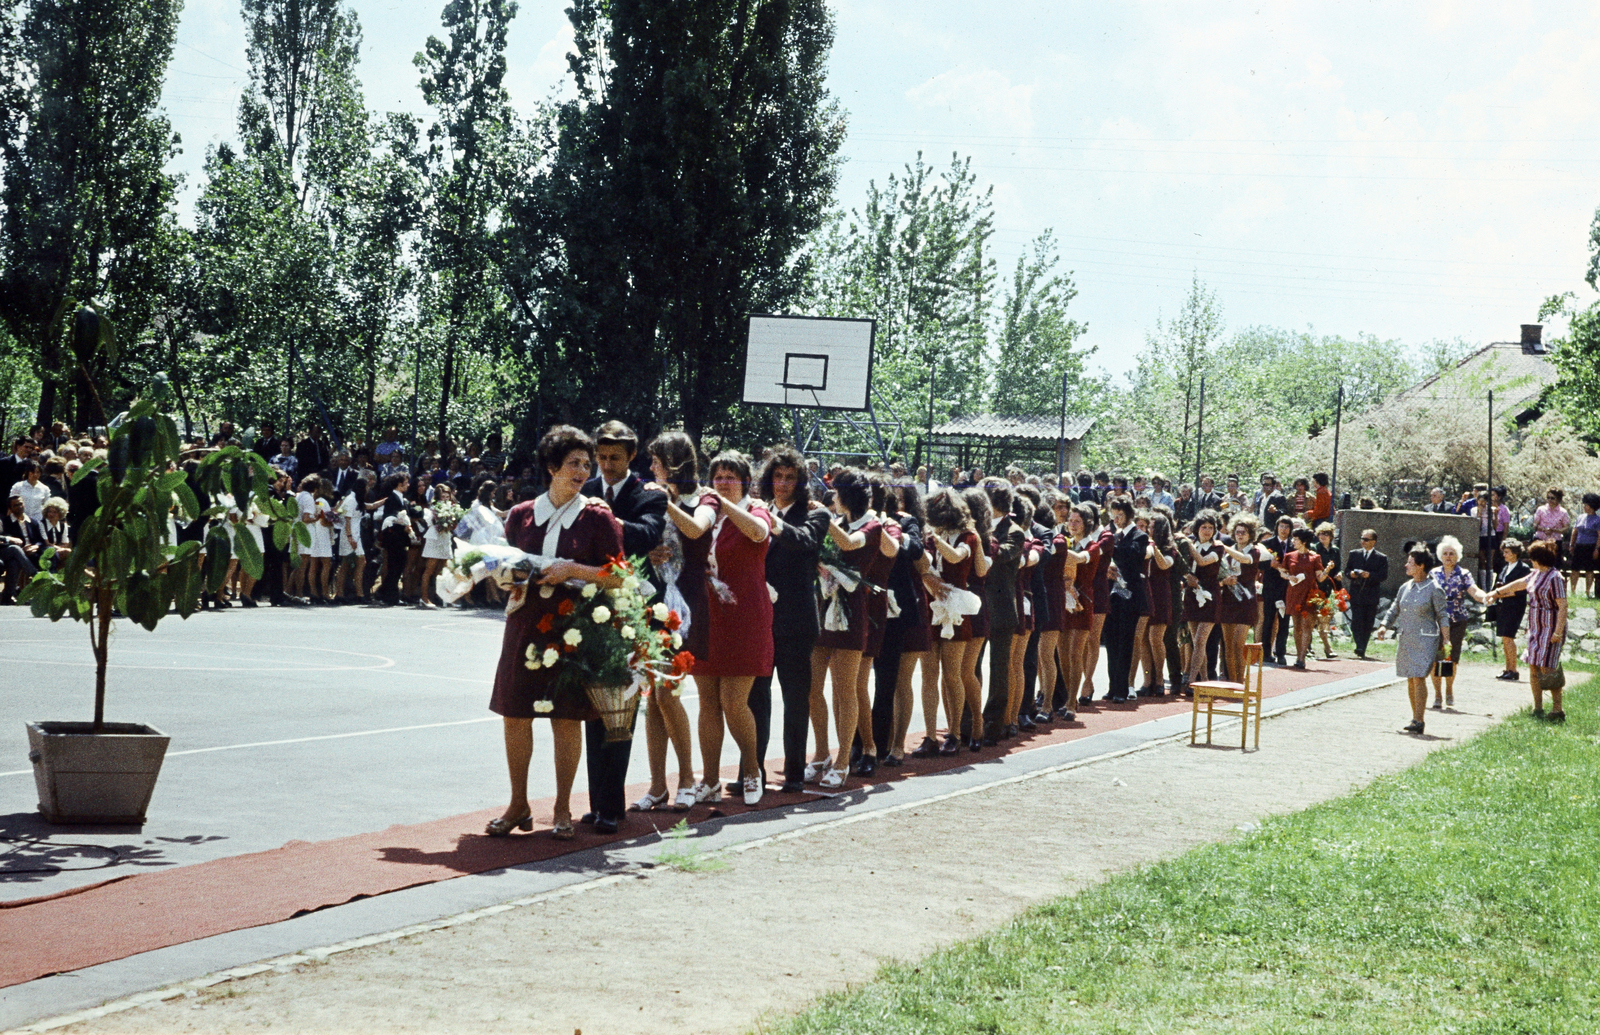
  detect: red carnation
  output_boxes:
[665,610,682,631]
[536,614,554,633]
[672,651,695,675]
[557,599,576,616]
[564,643,577,653]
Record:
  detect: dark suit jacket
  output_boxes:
[766,500,830,640]
[1,512,44,549]
[983,516,1027,632]
[1110,523,1150,614]
[885,511,928,625]
[1345,549,1388,601]
[0,454,25,492]
[295,438,330,480]
[1259,535,1289,597]
[582,473,666,557]
[328,467,361,500]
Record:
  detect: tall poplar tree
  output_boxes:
[0,0,183,426]
[522,0,845,440]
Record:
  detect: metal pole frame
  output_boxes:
[1193,375,1205,487]
[1331,383,1344,509]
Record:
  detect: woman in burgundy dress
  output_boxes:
[1179,509,1223,692]
[852,475,902,777]
[1080,506,1116,703]
[488,426,625,840]
[665,451,773,807]
[1217,515,1265,682]
[925,487,982,756]
[1059,501,1098,718]
[1032,493,1071,721]
[809,469,890,789]
[1138,513,1176,694]
[1278,527,1324,669]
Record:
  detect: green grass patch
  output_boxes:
[774,669,1600,1035]
[653,819,729,873]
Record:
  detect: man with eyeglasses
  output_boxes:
[1345,528,1389,659]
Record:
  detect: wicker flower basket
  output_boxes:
[584,684,640,743]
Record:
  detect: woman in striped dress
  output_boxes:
[1491,539,1569,721]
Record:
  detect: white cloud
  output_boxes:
[906,66,1034,136]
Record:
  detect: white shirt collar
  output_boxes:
[604,473,630,497]
[846,512,873,532]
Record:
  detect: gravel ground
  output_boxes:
[50,665,1533,1035]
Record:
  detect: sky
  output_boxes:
[159,0,1600,384]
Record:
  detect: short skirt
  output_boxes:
[1573,541,1598,573]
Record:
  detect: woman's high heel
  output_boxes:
[485,812,533,837]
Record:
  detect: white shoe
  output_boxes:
[818,766,847,790]
[692,781,722,803]
[803,757,831,783]
[629,789,669,812]
[672,787,697,811]
[742,775,763,806]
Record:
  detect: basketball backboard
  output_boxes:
[741,314,874,411]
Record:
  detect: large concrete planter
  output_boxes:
[26,721,170,824]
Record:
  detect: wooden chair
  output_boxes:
[1190,641,1264,750]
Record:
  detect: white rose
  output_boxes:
[539,585,554,599]
[623,574,641,592]
[671,632,682,649]
[581,582,599,599]
[542,647,560,667]
[524,655,541,670]
[591,605,612,624]
[524,645,538,661]
[652,603,669,622]
[621,625,635,640]
[563,628,583,646]
[533,700,554,713]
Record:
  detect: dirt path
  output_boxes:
[50,665,1534,1035]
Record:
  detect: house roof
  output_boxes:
[1395,342,1555,413]
[930,414,1097,441]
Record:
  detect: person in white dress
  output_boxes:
[418,483,458,609]
[334,474,370,603]
[291,474,334,603]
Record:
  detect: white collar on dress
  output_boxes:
[847,512,873,532]
[534,491,585,530]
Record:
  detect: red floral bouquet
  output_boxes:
[522,554,692,739]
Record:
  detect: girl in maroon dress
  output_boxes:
[665,451,773,807]
[809,469,890,788]
[1217,515,1265,682]
[1081,508,1116,703]
[1138,513,1176,694]
[925,487,982,754]
[1179,509,1223,691]
[959,487,995,750]
[1278,527,1323,670]
[488,426,625,840]
[638,431,702,812]
[1057,501,1097,719]
[852,475,902,776]
[1032,493,1071,721]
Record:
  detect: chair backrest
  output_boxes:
[1244,641,1264,692]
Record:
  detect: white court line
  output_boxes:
[0,718,501,777]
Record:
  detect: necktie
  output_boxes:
[605,485,615,505]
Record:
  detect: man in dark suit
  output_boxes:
[1345,528,1388,659]
[0,436,34,493]
[251,422,279,461]
[752,448,831,791]
[1,491,44,604]
[580,420,667,834]
[1102,497,1150,702]
[327,451,360,500]
[294,427,330,482]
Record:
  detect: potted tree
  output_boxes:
[20,372,302,823]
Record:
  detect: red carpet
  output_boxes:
[0,657,1381,987]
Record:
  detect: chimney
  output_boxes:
[1521,324,1544,354]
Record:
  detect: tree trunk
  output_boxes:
[92,585,112,732]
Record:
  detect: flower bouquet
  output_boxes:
[435,543,553,608]
[430,499,466,535]
[522,555,693,741]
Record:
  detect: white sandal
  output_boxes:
[629,789,669,812]
[672,787,697,811]
[691,781,722,803]
[803,757,832,783]
[742,775,764,807]
[818,767,847,790]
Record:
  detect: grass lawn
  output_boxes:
[774,667,1600,1035]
